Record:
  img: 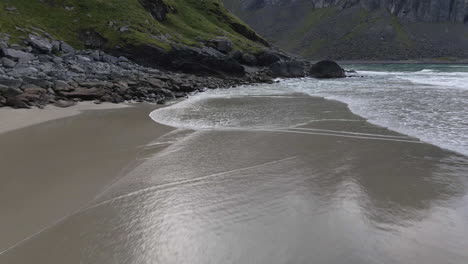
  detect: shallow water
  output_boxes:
[152,64,468,156]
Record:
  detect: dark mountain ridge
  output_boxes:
[223,0,468,60]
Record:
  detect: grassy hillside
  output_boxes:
[0,0,267,53]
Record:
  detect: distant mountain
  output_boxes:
[223,0,468,60]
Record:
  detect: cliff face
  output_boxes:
[240,0,468,22]
[223,0,468,60]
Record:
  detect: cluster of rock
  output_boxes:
[0,29,346,109]
[0,33,274,109]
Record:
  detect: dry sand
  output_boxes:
[0,102,130,135]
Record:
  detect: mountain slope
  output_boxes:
[223,0,468,60]
[0,0,269,71]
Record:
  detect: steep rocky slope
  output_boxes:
[223,0,468,60]
[0,0,272,74]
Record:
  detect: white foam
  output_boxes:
[150,65,468,156]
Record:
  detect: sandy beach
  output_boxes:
[0,103,174,252]
[0,91,467,264]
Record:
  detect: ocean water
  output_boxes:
[150,64,468,156]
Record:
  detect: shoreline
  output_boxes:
[338,60,468,64]
[1,90,466,263]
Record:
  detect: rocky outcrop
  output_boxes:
[0,33,276,109]
[138,0,175,21]
[309,60,346,78]
[269,60,306,77]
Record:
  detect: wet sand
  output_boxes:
[0,104,174,252]
[0,94,467,264]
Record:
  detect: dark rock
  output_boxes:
[0,77,22,88]
[62,87,105,100]
[28,34,53,53]
[138,0,174,21]
[60,41,75,54]
[78,29,107,49]
[0,85,22,97]
[211,37,233,54]
[54,100,76,108]
[1,57,16,68]
[1,48,35,63]
[54,80,74,92]
[101,54,119,64]
[22,84,47,95]
[23,77,53,88]
[270,60,306,77]
[256,51,281,66]
[6,96,30,109]
[51,40,61,51]
[309,60,346,78]
[8,67,39,77]
[0,95,6,105]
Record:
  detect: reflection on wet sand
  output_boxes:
[1,95,467,264]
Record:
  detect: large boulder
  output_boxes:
[270,60,306,78]
[309,60,346,78]
[28,35,53,53]
[1,48,35,63]
[0,77,23,88]
[62,87,105,100]
[256,51,281,66]
[210,37,233,54]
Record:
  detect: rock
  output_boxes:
[0,85,22,97]
[6,97,29,109]
[62,87,105,100]
[256,51,281,66]
[211,37,233,54]
[0,95,6,106]
[0,77,22,88]
[138,0,174,21]
[9,44,23,51]
[54,80,74,92]
[118,56,130,62]
[23,77,53,88]
[60,41,75,54]
[28,34,53,53]
[0,42,8,49]
[309,60,346,78]
[69,64,85,73]
[1,57,16,68]
[101,54,119,64]
[1,48,35,63]
[54,100,76,108]
[119,26,130,33]
[76,55,92,62]
[0,68,4,75]
[8,66,39,77]
[90,50,100,61]
[241,53,257,66]
[22,84,47,95]
[5,6,17,12]
[51,40,61,51]
[270,60,306,78]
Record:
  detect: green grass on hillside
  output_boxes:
[0,0,266,52]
